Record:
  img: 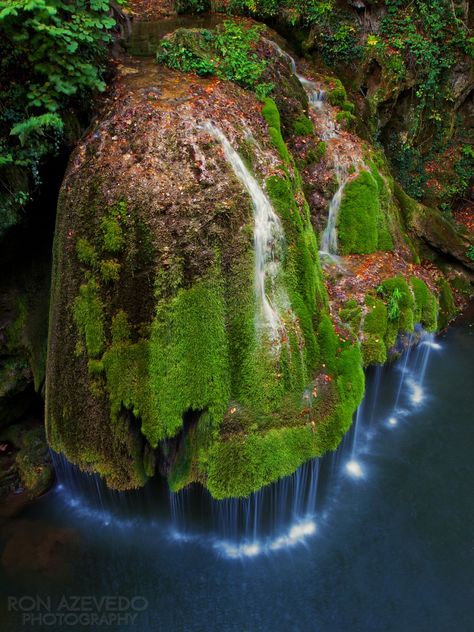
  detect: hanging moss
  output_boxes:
[317,314,338,374]
[361,296,388,366]
[438,278,457,329]
[410,277,438,331]
[263,98,292,163]
[73,278,105,359]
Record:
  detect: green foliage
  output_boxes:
[381,0,469,116]
[378,276,415,339]
[0,0,122,229]
[227,0,334,26]
[387,287,402,321]
[175,0,210,14]
[380,1,472,202]
[319,22,364,66]
[467,246,474,263]
[157,21,271,94]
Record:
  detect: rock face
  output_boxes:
[46,50,367,497]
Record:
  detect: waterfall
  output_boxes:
[263,40,353,254]
[320,164,348,255]
[49,329,441,558]
[203,122,289,342]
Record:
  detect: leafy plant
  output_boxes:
[157,21,272,95]
[0,0,124,232]
[386,287,402,321]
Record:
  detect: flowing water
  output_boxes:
[266,41,368,256]
[320,163,347,255]
[204,122,289,341]
[2,322,473,630]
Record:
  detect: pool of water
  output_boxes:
[1,322,473,631]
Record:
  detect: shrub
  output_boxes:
[157,21,270,94]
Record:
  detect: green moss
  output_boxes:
[207,426,317,499]
[262,97,281,129]
[363,296,388,337]
[410,277,438,331]
[342,101,355,114]
[87,358,104,375]
[361,336,387,365]
[263,98,291,163]
[293,113,314,136]
[73,278,105,358]
[317,314,338,373]
[76,238,98,268]
[361,296,388,366]
[328,82,347,107]
[339,305,362,334]
[147,267,231,443]
[378,276,415,343]
[111,310,131,343]
[438,278,457,329]
[338,170,379,254]
[14,426,53,497]
[268,127,291,162]
[101,216,124,254]
[6,296,26,351]
[336,110,356,128]
[100,259,121,282]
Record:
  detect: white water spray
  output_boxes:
[204,122,289,341]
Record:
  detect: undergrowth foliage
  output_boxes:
[157,21,273,97]
[0,0,124,232]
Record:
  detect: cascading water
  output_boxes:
[320,164,347,255]
[203,122,289,342]
[50,331,441,559]
[264,40,361,256]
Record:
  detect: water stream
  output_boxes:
[267,41,364,256]
[204,122,289,342]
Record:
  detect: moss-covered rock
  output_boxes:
[46,59,364,498]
